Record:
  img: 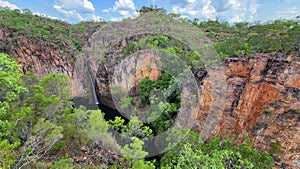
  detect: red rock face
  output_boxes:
[196,53,300,168]
[95,51,162,109]
[0,28,86,97]
[2,25,299,168]
[1,35,74,78]
[95,48,299,168]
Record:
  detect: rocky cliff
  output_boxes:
[196,53,300,168]
[1,18,299,168]
[0,27,89,98]
[95,49,300,168]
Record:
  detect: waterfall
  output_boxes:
[85,59,99,105]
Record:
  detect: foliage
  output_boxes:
[138,77,155,105]
[121,137,155,169]
[199,19,300,57]
[0,8,105,57]
[137,6,167,15]
[161,131,274,169]
[269,140,282,155]
[0,53,26,168]
[137,72,180,134]
[0,53,27,137]
[0,54,76,168]
[138,72,179,106]
[148,102,179,134]
[88,109,120,151]
[0,140,20,168]
[51,158,74,169]
[122,34,202,68]
[15,118,64,168]
[121,116,153,141]
[109,116,125,136]
[120,96,135,110]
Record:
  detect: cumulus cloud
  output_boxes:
[0,0,19,10]
[103,0,138,20]
[168,0,260,23]
[53,0,101,22]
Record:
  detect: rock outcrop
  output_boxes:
[1,21,299,168]
[96,50,300,168]
[95,50,162,109]
[196,53,300,168]
[0,27,88,98]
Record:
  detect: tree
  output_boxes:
[39,73,71,100]
[121,137,155,169]
[109,116,125,137]
[15,118,63,168]
[88,110,120,151]
[0,140,20,167]
[0,53,27,135]
[122,116,153,141]
[0,54,77,168]
[88,110,109,145]
[0,53,26,168]
[161,131,274,169]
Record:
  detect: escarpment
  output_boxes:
[0,27,88,98]
[197,53,300,168]
[95,44,300,167]
[1,20,299,168]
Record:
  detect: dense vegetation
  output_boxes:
[1,7,299,59]
[200,19,300,58]
[0,53,274,168]
[122,13,300,59]
[0,8,104,53]
[137,72,180,134]
[2,6,299,168]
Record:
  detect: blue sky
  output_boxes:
[0,0,300,23]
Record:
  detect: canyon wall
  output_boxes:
[1,25,299,168]
[197,53,300,168]
[96,50,300,168]
[0,27,88,98]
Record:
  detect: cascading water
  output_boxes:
[85,58,99,105]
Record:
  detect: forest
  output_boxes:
[1,7,300,168]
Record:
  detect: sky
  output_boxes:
[0,0,300,23]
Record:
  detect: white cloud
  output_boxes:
[277,6,300,19]
[168,0,260,23]
[53,0,101,22]
[103,0,137,20]
[113,0,135,11]
[54,0,94,13]
[0,0,19,10]
[110,11,139,21]
[33,12,58,20]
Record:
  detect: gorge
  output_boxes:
[1,8,300,168]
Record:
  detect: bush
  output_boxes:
[161,131,274,169]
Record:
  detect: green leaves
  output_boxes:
[88,110,109,142]
[0,53,28,141]
[109,116,125,132]
[212,19,300,57]
[15,118,64,168]
[121,136,148,159]
[121,136,155,169]
[161,131,274,169]
[39,73,71,100]
[0,53,26,103]
[122,116,153,140]
[0,139,20,167]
